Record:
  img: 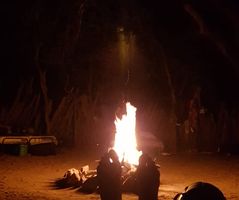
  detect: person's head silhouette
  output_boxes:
[173,182,226,200]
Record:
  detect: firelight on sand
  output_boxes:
[113,102,142,165]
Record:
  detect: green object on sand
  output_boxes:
[19,144,28,156]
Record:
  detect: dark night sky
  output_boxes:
[1,0,239,110]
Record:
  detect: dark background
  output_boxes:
[0,0,239,151]
[1,0,239,107]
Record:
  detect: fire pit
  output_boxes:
[58,102,160,195]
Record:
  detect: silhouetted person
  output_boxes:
[173,182,226,200]
[97,149,122,200]
[136,153,160,200]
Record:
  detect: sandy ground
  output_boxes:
[0,149,239,200]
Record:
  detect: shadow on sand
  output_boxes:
[49,176,98,194]
[49,178,82,190]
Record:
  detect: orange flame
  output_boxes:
[113,102,142,165]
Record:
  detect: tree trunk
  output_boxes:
[159,44,177,152]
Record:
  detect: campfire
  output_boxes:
[113,102,142,166]
[59,102,153,194]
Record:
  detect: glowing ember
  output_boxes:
[113,102,142,165]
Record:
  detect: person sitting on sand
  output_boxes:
[135,153,160,200]
[97,149,122,200]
